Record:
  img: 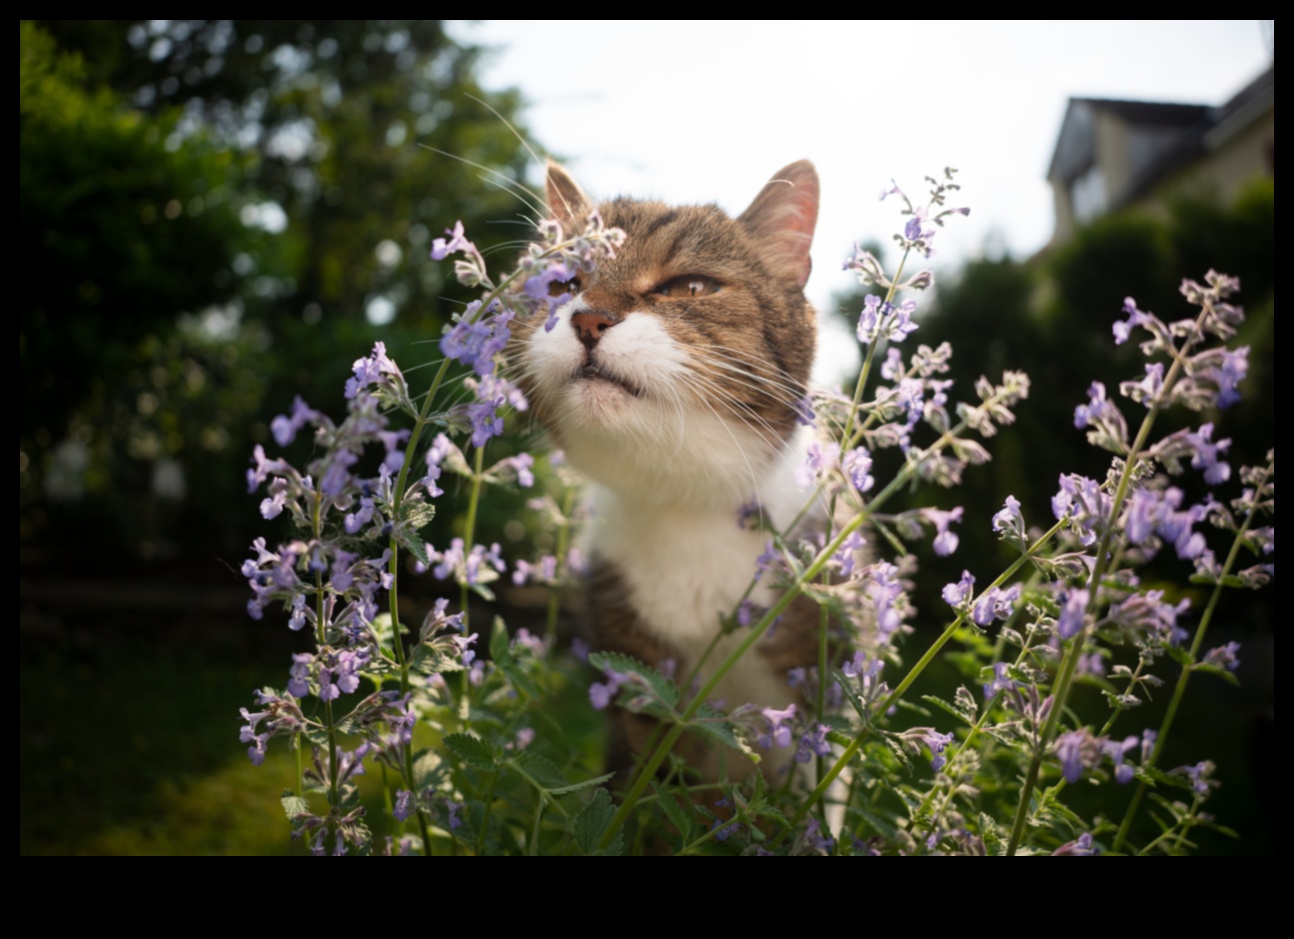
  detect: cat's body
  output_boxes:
[513,161,824,781]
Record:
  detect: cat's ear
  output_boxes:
[545,160,595,234]
[738,161,819,289]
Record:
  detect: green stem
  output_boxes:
[1003,307,1214,857]
[1111,458,1270,853]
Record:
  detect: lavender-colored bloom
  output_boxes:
[393,789,414,822]
[842,447,875,493]
[942,570,975,608]
[345,342,403,399]
[1055,729,1088,784]
[757,704,797,750]
[441,306,514,379]
[1052,833,1096,856]
[452,632,479,668]
[1101,735,1139,784]
[971,584,1021,627]
[920,729,955,770]
[927,506,963,556]
[1186,423,1232,485]
[429,220,473,260]
[804,818,835,853]
[1055,587,1089,640]
[1203,641,1241,671]
[288,652,313,698]
[992,495,1024,538]
[271,395,322,446]
[1112,296,1152,345]
[1174,761,1218,797]
[795,723,832,763]
[982,662,1023,699]
[443,799,464,830]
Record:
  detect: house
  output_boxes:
[1047,66,1273,244]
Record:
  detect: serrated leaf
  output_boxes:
[833,667,870,719]
[411,747,442,791]
[588,651,680,710]
[548,771,616,798]
[688,705,755,757]
[921,693,977,726]
[650,781,697,841]
[401,528,431,567]
[489,616,513,665]
[510,748,568,790]
[1192,662,1241,685]
[443,732,496,769]
[281,790,310,822]
[573,788,621,856]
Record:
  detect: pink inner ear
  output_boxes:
[545,160,593,232]
[740,162,820,289]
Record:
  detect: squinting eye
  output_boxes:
[655,275,721,298]
[548,277,580,298]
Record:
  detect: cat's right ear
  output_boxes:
[545,160,594,234]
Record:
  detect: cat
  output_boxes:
[512,160,826,784]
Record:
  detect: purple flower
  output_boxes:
[1055,587,1089,640]
[1186,423,1232,485]
[942,570,975,608]
[1055,729,1090,784]
[429,220,473,260]
[1052,833,1097,856]
[1202,641,1241,671]
[271,396,322,446]
[443,799,464,830]
[394,789,414,822]
[971,584,1021,627]
[1101,735,1140,784]
[288,652,313,698]
[757,704,797,750]
[795,724,832,763]
[982,662,1023,700]
[842,447,875,493]
[1112,296,1152,345]
[927,506,963,556]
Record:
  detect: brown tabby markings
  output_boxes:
[512,160,823,783]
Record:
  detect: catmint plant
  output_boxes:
[241,167,1269,856]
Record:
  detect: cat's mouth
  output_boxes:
[575,362,643,398]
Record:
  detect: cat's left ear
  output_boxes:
[545,160,595,235]
[738,161,819,289]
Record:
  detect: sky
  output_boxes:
[449,20,1272,317]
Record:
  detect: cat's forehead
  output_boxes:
[595,197,758,278]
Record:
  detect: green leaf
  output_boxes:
[922,693,978,726]
[401,527,431,567]
[588,651,680,710]
[650,780,696,841]
[573,788,622,856]
[547,771,616,798]
[833,667,870,720]
[510,748,568,791]
[489,616,513,665]
[281,790,309,822]
[1192,661,1241,685]
[443,732,497,770]
[411,748,443,791]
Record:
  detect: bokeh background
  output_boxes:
[20,20,1273,854]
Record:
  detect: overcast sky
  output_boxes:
[449,20,1272,317]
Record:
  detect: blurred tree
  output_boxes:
[21,21,538,563]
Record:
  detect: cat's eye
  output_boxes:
[548,277,581,298]
[654,275,721,299]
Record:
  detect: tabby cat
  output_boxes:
[513,160,825,783]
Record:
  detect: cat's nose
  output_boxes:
[571,309,619,351]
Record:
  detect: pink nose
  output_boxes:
[571,310,618,349]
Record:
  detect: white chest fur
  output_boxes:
[588,425,814,712]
